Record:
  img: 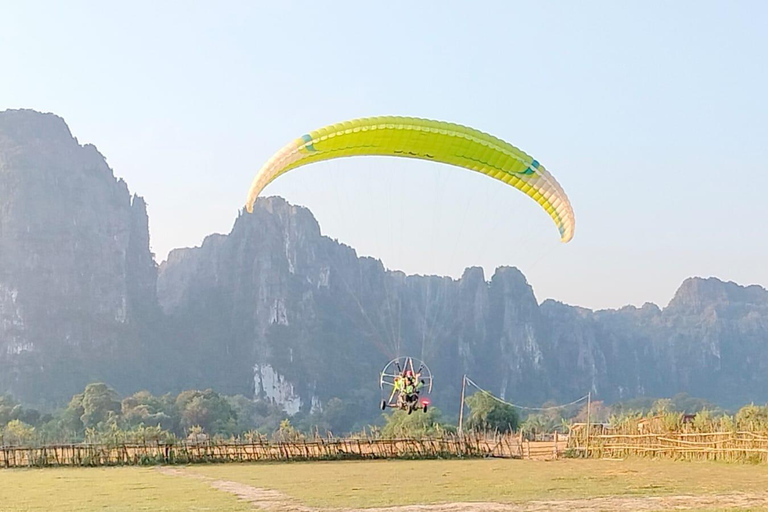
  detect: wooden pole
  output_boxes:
[458,374,467,437]
[585,391,592,457]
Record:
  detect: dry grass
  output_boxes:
[0,466,251,512]
[186,458,768,509]
[4,458,768,511]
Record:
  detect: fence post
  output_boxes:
[458,375,466,437]
[553,431,559,459]
[585,391,591,458]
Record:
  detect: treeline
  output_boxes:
[513,393,724,437]
[603,396,768,435]
[3,384,767,447]
[461,392,768,438]
[0,383,522,446]
[0,383,364,446]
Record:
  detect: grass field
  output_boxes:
[0,467,251,512]
[3,459,768,511]
[187,458,768,509]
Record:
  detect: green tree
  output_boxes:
[652,398,674,415]
[122,424,175,444]
[718,414,736,432]
[381,407,448,439]
[175,389,236,435]
[520,414,546,439]
[80,383,121,428]
[692,409,714,432]
[670,393,717,414]
[660,411,682,432]
[0,396,41,428]
[735,404,768,431]
[2,419,35,446]
[575,400,609,424]
[62,392,86,434]
[272,419,303,442]
[122,390,175,432]
[226,395,260,435]
[465,392,519,433]
[610,396,657,416]
[35,417,74,444]
[0,395,19,427]
[251,399,288,434]
[320,398,358,435]
[540,400,566,430]
[13,406,41,426]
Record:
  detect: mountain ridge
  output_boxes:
[2,109,767,414]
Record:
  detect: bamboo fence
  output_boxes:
[0,433,566,468]
[569,431,768,462]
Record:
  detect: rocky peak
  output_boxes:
[0,109,74,144]
[489,266,539,310]
[666,277,768,314]
[541,299,592,318]
[0,109,160,404]
[460,266,485,284]
[242,196,321,237]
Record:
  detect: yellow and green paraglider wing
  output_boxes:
[245,116,575,242]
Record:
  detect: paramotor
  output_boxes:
[380,357,433,414]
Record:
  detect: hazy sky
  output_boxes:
[2,1,766,310]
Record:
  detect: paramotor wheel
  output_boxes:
[380,400,387,411]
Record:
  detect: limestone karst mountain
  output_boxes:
[2,109,767,414]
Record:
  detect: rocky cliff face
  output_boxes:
[0,110,160,405]
[542,277,768,406]
[3,109,767,414]
[156,197,563,413]
[158,196,768,412]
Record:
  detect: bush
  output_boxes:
[2,419,35,446]
[381,408,445,439]
[465,392,519,433]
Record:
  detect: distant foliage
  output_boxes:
[610,393,719,417]
[80,383,122,428]
[465,393,519,433]
[519,414,546,439]
[574,400,610,424]
[381,408,448,439]
[598,403,768,436]
[47,384,373,444]
[175,389,237,435]
[122,390,176,432]
[2,380,768,448]
[2,419,35,446]
[735,404,768,431]
[272,419,304,442]
[0,383,295,446]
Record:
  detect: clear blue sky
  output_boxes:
[2,1,766,310]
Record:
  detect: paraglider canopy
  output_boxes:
[245,116,575,243]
